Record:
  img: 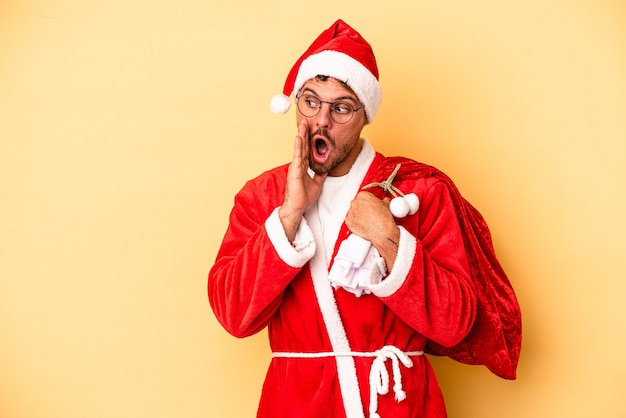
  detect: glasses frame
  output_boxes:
[295,93,363,124]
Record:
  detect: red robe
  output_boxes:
[208,144,520,418]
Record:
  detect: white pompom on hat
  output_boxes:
[270,19,382,124]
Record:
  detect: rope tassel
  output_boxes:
[368,346,415,418]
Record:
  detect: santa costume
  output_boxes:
[208,19,521,418]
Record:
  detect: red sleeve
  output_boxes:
[372,179,477,348]
[208,174,302,338]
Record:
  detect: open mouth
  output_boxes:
[312,136,331,164]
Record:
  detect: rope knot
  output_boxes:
[363,164,404,197]
[368,345,415,418]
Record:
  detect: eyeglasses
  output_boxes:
[296,93,363,124]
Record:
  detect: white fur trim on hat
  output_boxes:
[293,50,382,123]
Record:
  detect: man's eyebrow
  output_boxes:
[301,87,359,103]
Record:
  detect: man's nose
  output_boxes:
[314,103,332,128]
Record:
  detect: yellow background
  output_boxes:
[1,0,625,417]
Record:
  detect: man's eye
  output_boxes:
[333,104,351,114]
[305,99,319,107]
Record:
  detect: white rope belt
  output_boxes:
[272,345,424,418]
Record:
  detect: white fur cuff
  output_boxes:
[369,226,416,298]
[265,207,316,268]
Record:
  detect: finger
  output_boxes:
[298,118,308,139]
[356,190,376,200]
[292,133,302,167]
[299,119,310,168]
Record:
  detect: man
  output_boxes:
[208,19,521,418]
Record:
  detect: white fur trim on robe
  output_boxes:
[368,226,416,298]
[265,207,316,268]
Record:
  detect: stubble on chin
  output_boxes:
[308,161,331,176]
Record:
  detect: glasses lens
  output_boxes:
[330,102,354,124]
[297,95,320,118]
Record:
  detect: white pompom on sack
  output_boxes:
[404,193,420,215]
[389,196,410,218]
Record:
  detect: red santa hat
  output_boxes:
[270,19,382,124]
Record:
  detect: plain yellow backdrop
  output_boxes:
[1,0,625,417]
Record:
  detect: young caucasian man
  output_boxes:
[208,19,521,418]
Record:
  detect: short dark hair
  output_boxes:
[314,75,356,94]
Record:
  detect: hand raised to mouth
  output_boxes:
[278,119,328,242]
